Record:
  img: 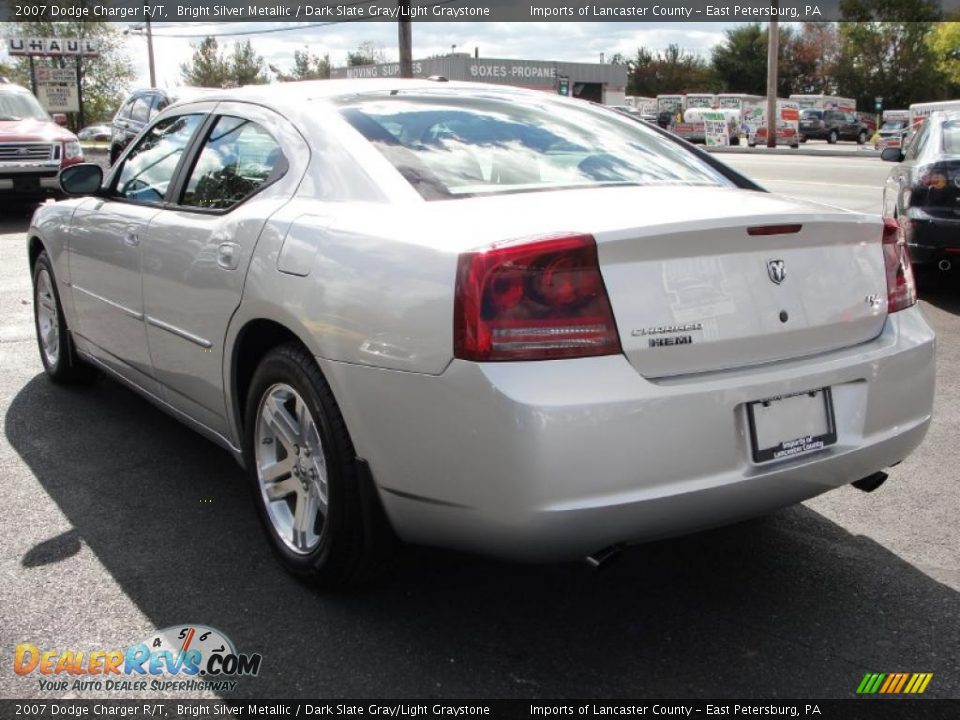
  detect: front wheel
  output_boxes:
[33,251,94,383]
[857,130,868,145]
[828,130,839,144]
[244,343,394,587]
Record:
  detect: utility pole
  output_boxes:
[398,0,413,78]
[765,2,779,148]
[145,5,156,87]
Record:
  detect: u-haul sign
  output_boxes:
[8,38,99,57]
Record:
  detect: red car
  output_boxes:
[0,79,84,202]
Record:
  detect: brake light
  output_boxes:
[882,217,916,313]
[454,233,621,361]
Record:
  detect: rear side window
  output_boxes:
[179,115,286,210]
[942,121,960,155]
[337,91,732,200]
[130,96,151,123]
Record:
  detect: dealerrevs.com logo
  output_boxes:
[14,625,262,693]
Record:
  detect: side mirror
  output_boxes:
[52,113,67,126]
[59,163,104,196]
[881,147,903,163]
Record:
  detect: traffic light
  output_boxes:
[557,77,569,96]
[875,97,883,112]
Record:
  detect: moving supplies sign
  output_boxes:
[34,67,79,113]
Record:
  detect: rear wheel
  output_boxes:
[33,251,94,384]
[828,129,839,144]
[857,130,868,145]
[244,343,394,587]
[799,135,807,143]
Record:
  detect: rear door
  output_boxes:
[141,102,309,435]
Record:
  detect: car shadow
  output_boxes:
[0,204,39,235]
[5,373,959,699]
[920,284,960,315]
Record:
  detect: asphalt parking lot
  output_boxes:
[1,152,958,701]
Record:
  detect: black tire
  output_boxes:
[828,129,839,144]
[857,130,868,145]
[109,144,121,166]
[799,135,807,143]
[243,342,395,587]
[32,251,95,384]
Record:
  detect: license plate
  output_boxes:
[746,388,836,463]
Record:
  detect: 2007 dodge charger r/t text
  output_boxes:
[27,80,935,586]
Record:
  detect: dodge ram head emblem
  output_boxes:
[767,259,786,285]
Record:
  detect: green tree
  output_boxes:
[711,23,800,96]
[347,41,386,67]
[270,47,331,81]
[928,21,960,94]
[835,0,945,108]
[230,40,268,85]
[3,21,135,125]
[180,37,230,87]
[624,45,715,96]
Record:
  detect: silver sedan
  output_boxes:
[28,80,935,586]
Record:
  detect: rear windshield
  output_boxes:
[943,120,960,155]
[336,91,732,200]
[801,109,822,119]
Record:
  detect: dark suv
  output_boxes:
[799,109,870,144]
[109,87,210,164]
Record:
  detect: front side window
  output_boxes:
[180,116,286,210]
[115,114,203,204]
[337,91,732,201]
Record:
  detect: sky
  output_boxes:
[80,21,737,88]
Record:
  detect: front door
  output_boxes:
[68,113,206,387]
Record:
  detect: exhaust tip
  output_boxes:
[938,259,952,271]
[852,471,888,493]
[585,544,624,570]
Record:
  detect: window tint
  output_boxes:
[115,114,203,204]
[180,116,285,210]
[130,96,152,123]
[116,99,135,121]
[338,91,731,200]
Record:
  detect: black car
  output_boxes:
[109,87,210,164]
[882,111,960,278]
[799,109,870,144]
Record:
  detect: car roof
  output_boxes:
[172,78,547,113]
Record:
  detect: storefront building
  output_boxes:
[331,53,627,105]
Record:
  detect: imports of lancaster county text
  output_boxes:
[529,4,821,18]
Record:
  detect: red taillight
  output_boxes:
[453,233,622,361]
[882,217,916,313]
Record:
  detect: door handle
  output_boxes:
[123,232,139,247]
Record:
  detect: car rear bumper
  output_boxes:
[320,304,935,561]
[905,210,960,264]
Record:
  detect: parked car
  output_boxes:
[77,124,111,142]
[29,80,935,586]
[109,86,211,164]
[0,79,83,201]
[882,111,960,278]
[799,109,870,144]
